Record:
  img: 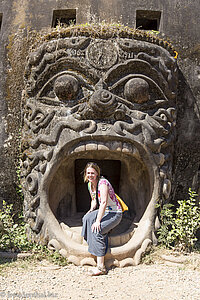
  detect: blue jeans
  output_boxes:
[81,210,122,257]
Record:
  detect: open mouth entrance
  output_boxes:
[48,144,152,240]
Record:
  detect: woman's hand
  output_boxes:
[91,220,101,233]
[91,183,108,233]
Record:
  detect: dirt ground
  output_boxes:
[0,249,200,300]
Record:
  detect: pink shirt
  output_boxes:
[95,178,122,212]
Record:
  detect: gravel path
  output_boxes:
[0,259,200,300]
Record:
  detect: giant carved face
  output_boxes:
[21,27,177,267]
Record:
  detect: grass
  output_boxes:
[0,248,69,276]
[0,257,26,276]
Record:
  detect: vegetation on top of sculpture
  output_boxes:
[35,22,178,59]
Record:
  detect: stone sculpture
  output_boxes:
[21,26,178,267]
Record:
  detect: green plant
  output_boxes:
[156,203,175,248]
[157,188,200,251]
[0,200,32,252]
[42,247,68,266]
[0,201,68,267]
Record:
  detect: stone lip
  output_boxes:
[37,133,160,266]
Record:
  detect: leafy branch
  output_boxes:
[157,188,200,252]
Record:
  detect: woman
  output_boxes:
[81,162,122,276]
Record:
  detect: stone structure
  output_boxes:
[0,1,199,264]
[20,26,178,266]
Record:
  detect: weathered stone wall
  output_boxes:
[0,0,199,210]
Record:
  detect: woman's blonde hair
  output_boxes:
[83,162,101,182]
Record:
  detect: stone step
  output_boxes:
[60,222,135,247]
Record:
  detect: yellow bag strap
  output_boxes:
[115,194,128,212]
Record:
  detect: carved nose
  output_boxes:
[89,89,117,115]
[98,90,114,103]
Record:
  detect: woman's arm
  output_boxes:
[86,189,97,214]
[91,184,108,233]
[89,198,97,213]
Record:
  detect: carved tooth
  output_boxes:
[23,161,29,168]
[59,249,68,258]
[109,141,122,151]
[40,162,47,174]
[26,173,38,194]
[132,146,140,159]
[61,222,84,244]
[74,144,86,152]
[68,148,74,154]
[120,258,135,268]
[60,222,70,230]
[154,153,165,166]
[122,142,132,153]
[159,153,165,166]
[67,255,80,266]
[86,143,97,151]
[163,179,171,199]
[105,259,119,268]
[134,238,152,265]
[48,238,61,251]
[35,165,40,171]
[80,257,96,266]
[71,232,83,244]
[63,229,73,239]
[160,170,166,178]
[43,149,53,162]
[97,143,109,150]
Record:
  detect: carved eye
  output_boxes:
[124,78,150,104]
[37,72,94,106]
[54,75,79,102]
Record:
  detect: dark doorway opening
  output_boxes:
[75,159,121,212]
[52,9,76,27]
[136,10,161,31]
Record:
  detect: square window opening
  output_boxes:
[52,9,76,27]
[136,10,161,31]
